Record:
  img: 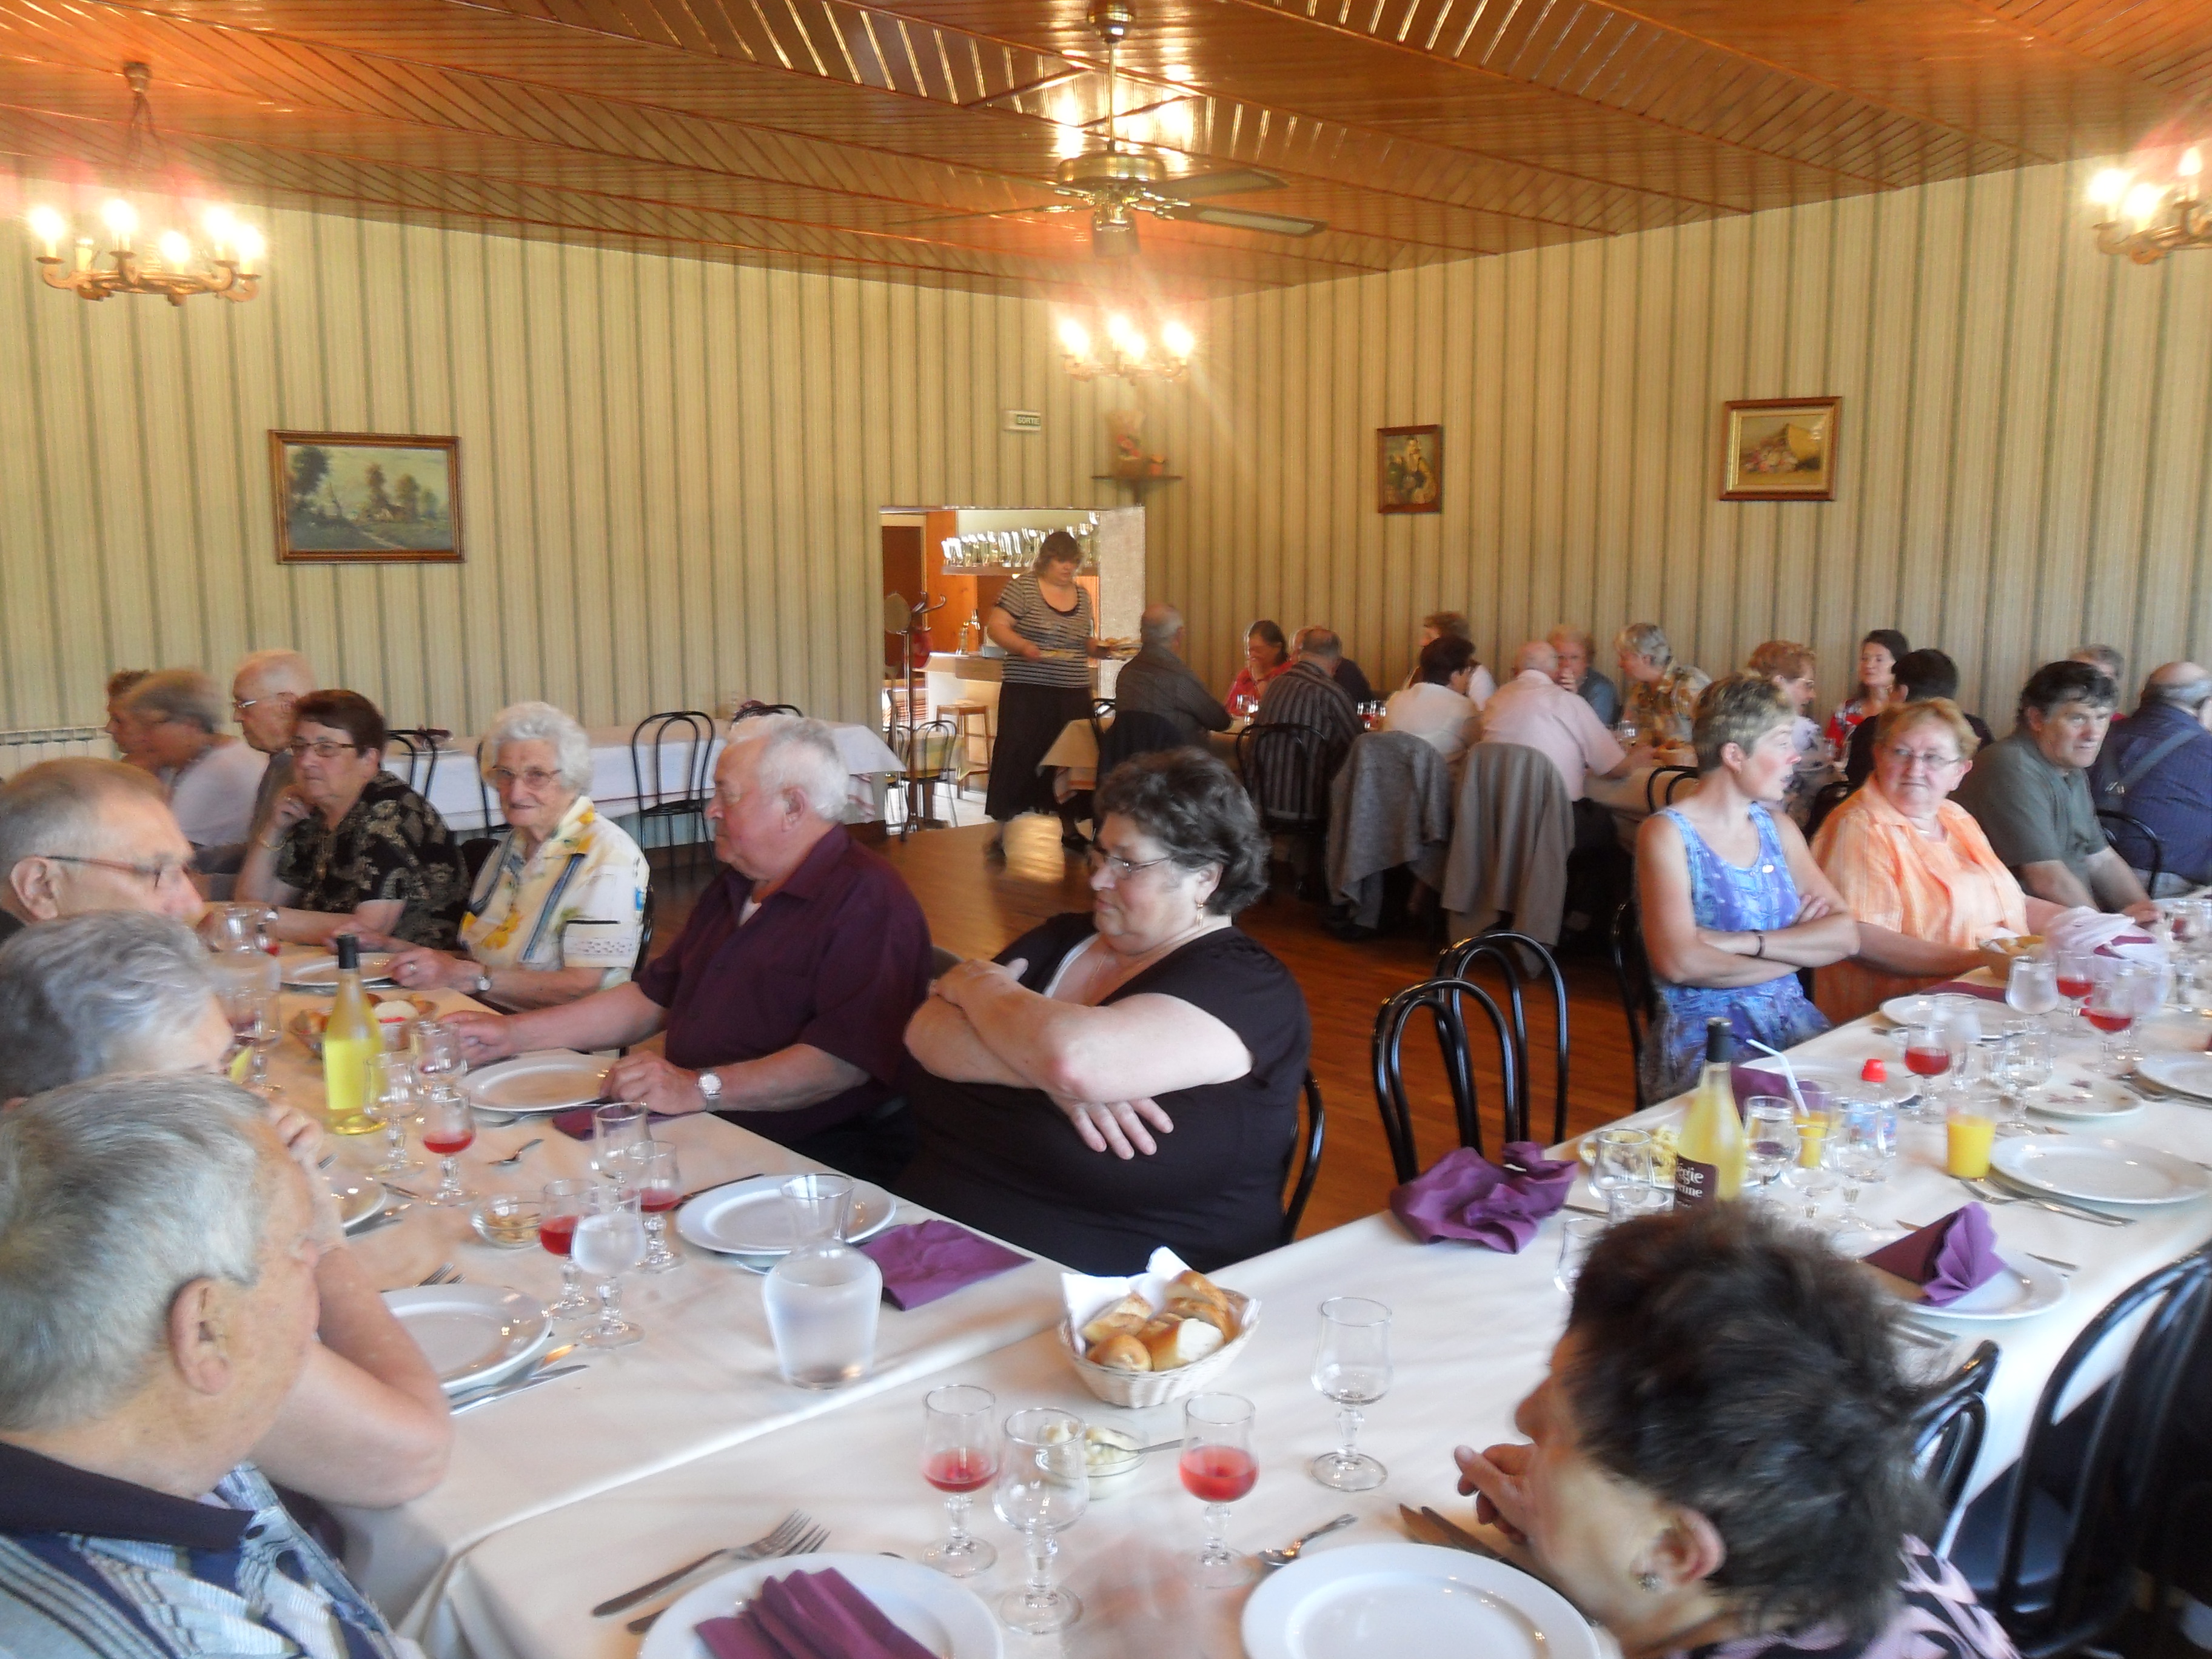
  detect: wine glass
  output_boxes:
[246,991,285,1099]
[1181,1393,1258,1588]
[992,1407,1088,1635]
[2086,962,2152,1074]
[632,1141,683,1273]
[1309,1296,1391,1491]
[2006,954,2062,1036]
[1902,1023,1954,1097]
[1554,1215,1607,1293]
[1823,1105,1888,1240]
[1783,1101,1836,1221]
[413,1019,467,1086]
[366,1053,424,1176]
[572,1182,646,1349]
[1989,1030,2051,1135]
[420,1085,477,1206]
[1742,1098,1800,1206]
[591,1101,648,1185]
[1614,716,1641,751]
[538,1178,595,1319]
[1588,1128,1651,1209]
[920,1384,999,1578]
[2054,947,2095,1023]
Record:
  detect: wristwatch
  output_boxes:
[472,969,493,996]
[696,1070,724,1105]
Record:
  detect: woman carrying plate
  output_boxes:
[378,702,649,1010]
[1810,699,2060,1024]
[1456,1203,2018,1659]
[899,749,1310,1274]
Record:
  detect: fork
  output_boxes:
[623,1521,829,1633]
[1959,1177,2129,1227]
[416,1262,461,1287]
[486,1138,543,1169]
[592,1512,819,1618]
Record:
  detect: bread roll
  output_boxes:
[1141,1315,1225,1370]
[1165,1295,1233,1337]
[1078,1294,1153,1347]
[1170,1271,1232,1316]
[1087,1333,1151,1372]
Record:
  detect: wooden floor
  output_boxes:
[649,815,1645,1239]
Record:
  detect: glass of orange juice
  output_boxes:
[1945,1094,1996,1181]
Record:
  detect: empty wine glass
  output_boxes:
[2006,954,2062,1036]
[632,1141,683,1273]
[1310,1296,1392,1491]
[1989,1030,2051,1134]
[1181,1393,1258,1588]
[993,1407,1088,1635]
[1554,1215,1607,1293]
[538,1178,594,1319]
[419,1085,476,1207]
[366,1053,424,1176]
[920,1384,999,1578]
[1743,1098,1800,1206]
[591,1101,648,1185]
[1823,1105,1888,1240]
[1588,1128,1652,1209]
[572,1182,646,1349]
[413,1019,466,1086]
[246,991,285,1098]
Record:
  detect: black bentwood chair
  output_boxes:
[1607,899,1658,1107]
[1912,1338,1999,1557]
[1279,1070,1327,1246]
[1238,722,1331,896]
[1643,765,1699,813]
[628,711,717,866]
[386,726,451,799]
[1437,932,1572,1148]
[1371,976,1521,1182]
[1805,778,1855,839]
[2096,806,2167,897]
[731,700,805,723]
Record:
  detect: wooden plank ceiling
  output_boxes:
[0,0,2205,300]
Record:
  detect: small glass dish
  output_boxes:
[471,1195,543,1249]
[1084,1426,1143,1498]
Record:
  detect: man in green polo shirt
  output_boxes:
[1954,659,2156,919]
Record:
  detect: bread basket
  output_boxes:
[1062,1289,1258,1409]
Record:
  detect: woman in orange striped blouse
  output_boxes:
[1811,699,2063,1023]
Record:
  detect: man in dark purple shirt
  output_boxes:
[447,717,933,1181]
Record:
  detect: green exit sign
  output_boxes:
[1003,409,1044,433]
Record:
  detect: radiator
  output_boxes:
[0,728,111,780]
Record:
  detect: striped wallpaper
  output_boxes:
[3,149,2206,746]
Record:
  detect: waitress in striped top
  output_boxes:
[984,530,1105,858]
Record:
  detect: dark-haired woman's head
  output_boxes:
[1090,751,1269,948]
[1491,1206,1934,1649]
[1855,630,1909,699]
[1245,620,1288,676]
[1415,634,1478,689]
[1033,529,1082,577]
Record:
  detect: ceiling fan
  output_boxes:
[907,0,1326,258]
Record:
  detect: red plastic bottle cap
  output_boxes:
[1860,1058,1888,1082]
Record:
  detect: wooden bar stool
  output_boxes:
[944,699,993,790]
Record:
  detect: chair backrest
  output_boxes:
[472,736,497,835]
[2096,806,2165,894]
[1098,710,1185,775]
[1436,932,1569,1145]
[383,727,448,799]
[629,712,716,817]
[1239,722,1330,829]
[1370,976,1518,1183]
[1280,1069,1326,1245]
[895,717,958,779]
[1805,777,1855,839]
[1644,764,1699,813]
[1912,1338,1998,1556]
[1607,899,1655,1106]
[731,700,804,723]
[1981,1249,2212,1655]
[929,944,963,979]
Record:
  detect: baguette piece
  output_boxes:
[1141,1315,1225,1370]
[1078,1293,1153,1348]
[1087,1333,1151,1372]
[1164,1293,1233,1336]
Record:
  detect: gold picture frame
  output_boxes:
[270,431,462,562]
[1720,398,1839,501]
[1376,424,1442,514]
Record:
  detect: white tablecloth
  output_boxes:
[390,722,904,833]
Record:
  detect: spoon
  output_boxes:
[488,1138,543,1169]
[1257,1513,1357,1568]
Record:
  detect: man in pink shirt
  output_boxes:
[1480,640,1652,851]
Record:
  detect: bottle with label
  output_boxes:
[321,935,380,1135]
[1673,1018,1746,1207]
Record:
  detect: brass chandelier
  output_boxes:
[2088,149,2211,264]
[25,64,264,304]
[1057,311,1195,381]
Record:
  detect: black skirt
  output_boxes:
[985,682,1093,822]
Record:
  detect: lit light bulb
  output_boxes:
[234,224,265,267]
[26,205,66,256]
[1105,313,1142,355]
[2087,167,2130,208]
[1161,320,1195,358]
[204,205,236,252]
[157,230,192,269]
[1058,317,1091,358]
[100,198,138,247]
[2125,181,2164,225]
[2184,147,2204,179]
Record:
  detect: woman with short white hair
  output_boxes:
[383,701,649,1008]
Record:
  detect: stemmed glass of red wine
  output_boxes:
[632,1142,683,1273]
[420,1085,477,1207]
[920,1384,999,1577]
[1181,1393,1258,1587]
[538,1178,595,1319]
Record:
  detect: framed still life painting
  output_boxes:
[1720,398,1838,501]
[1376,425,1442,514]
[270,431,462,562]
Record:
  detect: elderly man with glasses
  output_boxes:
[227,648,316,851]
[0,759,203,947]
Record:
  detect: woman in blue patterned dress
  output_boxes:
[1635,674,1858,1101]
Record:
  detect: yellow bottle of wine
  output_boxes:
[1673,1018,1746,1207]
[322,935,380,1135]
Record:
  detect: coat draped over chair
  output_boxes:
[1443,741,1574,944]
[1326,731,1453,930]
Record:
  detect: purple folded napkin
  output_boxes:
[548,1105,685,1139]
[1389,1142,1577,1253]
[1862,1204,2003,1307]
[697,1569,934,1659]
[1928,980,2009,1002]
[857,1219,1027,1310]
[1731,1064,1829,1114]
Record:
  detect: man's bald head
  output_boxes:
[0,760,196,925]
[2143,661,2212,717]
[1513,640,1560,678]
[231,650,315,756]
[1139,605,1184,651]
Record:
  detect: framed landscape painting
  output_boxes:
[1376,424,1442,514]
[270,432,462,561]
[1720,398,1839,501]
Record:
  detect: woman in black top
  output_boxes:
[901,750,1310,1273]
[981,530,1108,858]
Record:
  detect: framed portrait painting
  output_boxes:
[1720,398,1838,501]
[1376,424,1442,514]
[270,431,462,562]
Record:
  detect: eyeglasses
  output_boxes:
[32,853,198,888]
[487,766,563,790]
[1087,846,1174,879]
[287,739,360,759]
[1884,745,1963,771]
[232,692,297,712]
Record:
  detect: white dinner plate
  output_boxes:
[1895,1248,2068,1322]
[330,1173,387,1232]
[1242,1543,1600,1659]
[283,952,397,991]
[380,1284,552,1395]
[1989,1136,2211,1207]
[2022,1076,2145,1122]
[2136,1052,2212,1102]
[1880,991,2003,1028]
[673,1174,898,1256]
[637,1552,1001,1659]
[460,1050,612,1114]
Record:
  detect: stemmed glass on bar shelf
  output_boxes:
[632,1141,683,1273]
[571,1182,646,1349]
[992,1407,1088,1635]
[920,1384,999,1578]
[1310,1296,1392,1491]
[538,1178,595,1319]
[1181,1393,1259,1588]
[366,1053,424,1177]
[419,1085,477,1206]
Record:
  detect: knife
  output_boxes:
[350,1204,410,1236]
[1399,1504,1504,1561]
[1419,1506,1509,1561]
[449,1364,588,1414]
